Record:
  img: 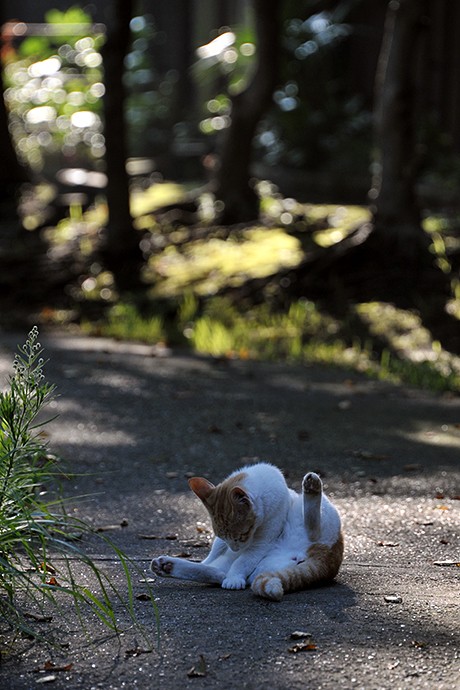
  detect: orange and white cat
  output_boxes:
[151,462,343,601]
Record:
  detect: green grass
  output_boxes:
[34,183,460,394]
[82,297,460,393]
[145,226,303,298]
[94,302,165,342]
[0,328,158,647]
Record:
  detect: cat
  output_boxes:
[150,462,343,601]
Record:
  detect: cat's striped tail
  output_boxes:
[251,535,344,601]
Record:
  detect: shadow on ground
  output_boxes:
[0,332,458,689]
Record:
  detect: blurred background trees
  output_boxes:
[0,0,459,359]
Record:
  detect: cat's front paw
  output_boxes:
[302,472,322,495]
[150,555,175,577]
[222,575,247,590]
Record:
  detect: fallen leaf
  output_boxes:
[411,640,428,648]
[404,464,421,472]
[433,560,460,567]
[377,541,400,547]
[187,655,207,677]
[136,593,152,601]
[384,595,402,603]
[415,520,434,526]
[439,538,449,545]
[39,562,56,575]
[288,641,317,653]
[434,505,450,511]
[36,675,57,684]
[290,631,313,640]
[297,430,310,441]
[196,522,211,534]
[208,424,223,434]
[45,577,60,587]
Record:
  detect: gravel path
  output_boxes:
[0,332,458,690]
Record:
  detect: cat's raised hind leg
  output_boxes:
[302,472,322,542]
[150,556,225,584]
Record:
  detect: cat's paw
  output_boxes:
[302,472,322,495]
[150,555,175,577]
[222,575,247,590]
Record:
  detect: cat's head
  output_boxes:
[188,475,256,552]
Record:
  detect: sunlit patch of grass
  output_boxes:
[307,204,371,247]
[147,227,303,297]
[356,302,433,356]
[82,303,165,343]
[356,302,460,390]
[130,182,187,217]
[84,296,460,393]
[42,181,185,250]
[33,184,459,393]
[190,298,343,361]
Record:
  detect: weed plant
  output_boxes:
[0,328,157,646]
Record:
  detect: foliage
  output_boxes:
[101,303,164,343]
[3,7,105,171]
[193,25,257,136]
[0,328,157,645]
[124,15,177,157]
[262,5,372,175]
[82,295,460,394]
[2,9,182,174]
[146,226,303,298]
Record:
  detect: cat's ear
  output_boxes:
[231,486,251,506]
[188,476,215,502]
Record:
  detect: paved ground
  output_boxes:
[0,331,458,690]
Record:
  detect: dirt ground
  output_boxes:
[0,331,458,690]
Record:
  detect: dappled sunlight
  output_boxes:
[308,204,371,247]
[398,424,460,450]
[148,227,303,297]
[3,10,105,171]
[130,182,187,218]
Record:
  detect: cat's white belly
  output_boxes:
[249,550,307,581]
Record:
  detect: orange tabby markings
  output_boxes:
[151,463,343,600]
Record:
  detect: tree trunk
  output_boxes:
[371,0,428,256]
[213,0,281,224]
[101,0,143,292]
